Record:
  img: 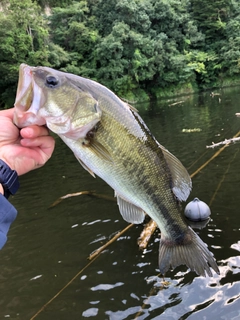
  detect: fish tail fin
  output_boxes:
[158,227,220,277]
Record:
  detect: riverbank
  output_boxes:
[124,76,240,104]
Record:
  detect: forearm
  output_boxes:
[0,180,18,249]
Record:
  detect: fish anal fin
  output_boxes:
[159,145,192,201]
[115,193,145,224]
[158,227,219,277]
[75,154,95,177]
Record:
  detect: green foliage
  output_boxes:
[0,0,51,104]
[219,0,240,77]
[37,0,72,8]
[84,0,204,96]
[1,0,240,104]
[190,0,232,41]
[48,1,99,77]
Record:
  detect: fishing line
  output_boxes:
[88,223,133,260]
[29,254,99,320]
[134,131,240,320]
[30,130,240,319]
[29,223,133,320]
[209,148,240,207]
[187,150,208,171]
[190,130,240,178]
[187,127,233,172]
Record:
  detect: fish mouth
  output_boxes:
[14,64,46,128]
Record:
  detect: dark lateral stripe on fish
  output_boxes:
[130,110,174,188]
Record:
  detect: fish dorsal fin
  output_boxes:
[160,145,192,201]
[74,154,96,178]
[115,192,145,224]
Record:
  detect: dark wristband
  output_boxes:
[0,160,19,199]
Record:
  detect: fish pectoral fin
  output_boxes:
[88,140,113,163]
[74,154,96,178]
[160,144,192,201]
[115,193,146,224]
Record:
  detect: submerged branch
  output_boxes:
[207,115,240,148]
[138,219,158,249]
[50,189,157,251]
[191,130,240,178]
[206,137,240,149]
[168,100,184,106]
[88,223,134,260]
[49,191,116,208]
[50,129,240,252]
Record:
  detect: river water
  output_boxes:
[1,87,240,319]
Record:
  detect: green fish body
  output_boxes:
[14,64,219,277]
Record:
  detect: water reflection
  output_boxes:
[1,87,240,319]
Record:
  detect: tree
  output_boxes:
[0,0,50,104]
[48,1,99,77]
[89,0,203,97]
[190,0,232,42]
[1,0,240,105]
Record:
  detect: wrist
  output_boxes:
[0,160,19,198]
[0,155,14,172]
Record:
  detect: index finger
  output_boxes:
[20,125,50,139]
[0,108,14,119]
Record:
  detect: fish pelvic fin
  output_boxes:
[158,227,220,277]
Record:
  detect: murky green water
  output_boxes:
[1,87,240,319]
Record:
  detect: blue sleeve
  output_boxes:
[0,194,18,249]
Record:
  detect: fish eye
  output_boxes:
[46,75,59,88]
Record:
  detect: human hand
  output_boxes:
[0,108,55,176]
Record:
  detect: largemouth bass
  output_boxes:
[14,64,219,277]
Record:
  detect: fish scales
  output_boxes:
[13,64,220,277]
[82,107,183,231]
[95,105,187,235]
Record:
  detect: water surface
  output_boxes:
[1,87,240,319]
